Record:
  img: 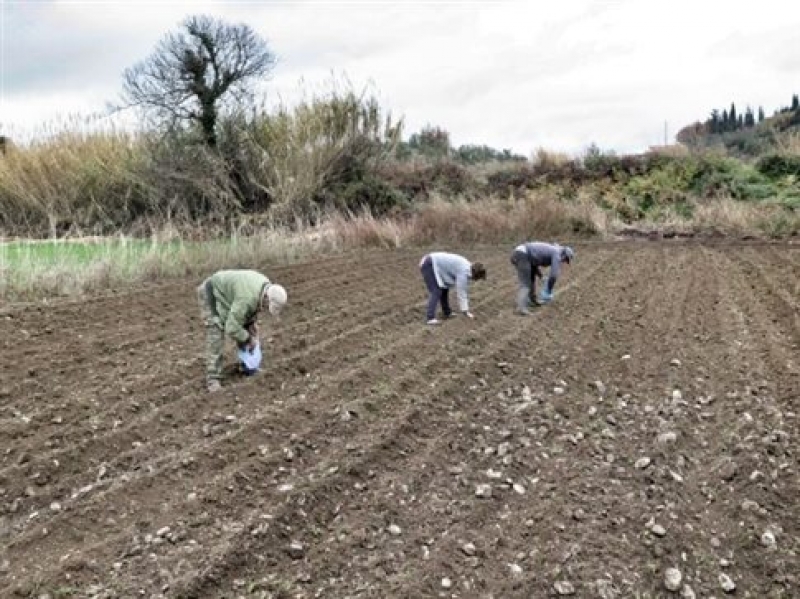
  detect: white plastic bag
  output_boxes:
[238,342,263,375]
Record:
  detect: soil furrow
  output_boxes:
[2,243,796,599]
[1,252,607,594]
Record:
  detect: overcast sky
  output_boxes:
[1,0,798,155]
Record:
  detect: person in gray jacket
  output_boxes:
[419,252,486,324]
[510,242,574,315]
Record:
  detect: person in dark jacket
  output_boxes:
[510,242,574,315]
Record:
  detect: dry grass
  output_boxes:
[693,198,800,237]
[0,191,611,299]
[0,128,147,236]
[608,196,800,239]
[646,144,691,158]
[531,148,572,168]
[0,83,401,236]
[327,192,612,249]
[411,192,611,243]
[0,226,341,300]
[2,188,797,301]
[326,211,409,249]
[774,130,800,155]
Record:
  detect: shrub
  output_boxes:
[217,88,402,223]
[485,164,540,195]
[756,154,800,179]
[688,156,775,200]
[319,173,410,217]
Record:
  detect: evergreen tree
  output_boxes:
[758,106,765,122]
[709,109,721,134]
[792,94,799,111]
[722,109,729,131]
[744,106,755,128]
[408,125,451,158]
[729,103,737,131]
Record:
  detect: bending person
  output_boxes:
[510,242,574,315]
[197,269,287,392]
[419,252,486,325]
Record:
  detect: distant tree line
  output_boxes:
[704,93,799,135]
[706,103,762,134]
[395,125,526,163]
[677,92,800,150]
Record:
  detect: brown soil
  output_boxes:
[0,242,797,598]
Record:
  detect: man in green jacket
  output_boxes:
[197,269,288,392]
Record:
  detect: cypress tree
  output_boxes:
[744,107,755,128]
[709,109,721,134]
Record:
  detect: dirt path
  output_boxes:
[0,243,797,598]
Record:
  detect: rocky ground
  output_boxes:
[0,241,797,598]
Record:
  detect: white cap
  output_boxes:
[266,284,287,315]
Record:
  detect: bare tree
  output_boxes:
[121,15,276,147]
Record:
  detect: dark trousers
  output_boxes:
[420,256,451,320]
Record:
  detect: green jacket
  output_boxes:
[208,270,269,343]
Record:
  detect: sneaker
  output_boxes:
[207,379,222,393]
[427,319,441,325]
[517,308,531,316]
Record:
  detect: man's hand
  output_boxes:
[239,335,258,353]
[243,322,260,353]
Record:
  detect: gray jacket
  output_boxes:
[514,242,563,292]
[430,252,473,312]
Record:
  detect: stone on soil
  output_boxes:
[680,584,696,599]
[761,529,777,549]
[658,431,678,444]
[475,484,493,498]
[554,580,575,595]
[664,567,682,592]
[286,541,305,559]
[719,573,736,593]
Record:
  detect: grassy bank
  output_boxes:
[2,190,796,301]
[3,89,799,242]
[0,228,337,300]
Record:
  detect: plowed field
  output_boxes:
[1,242,798,598]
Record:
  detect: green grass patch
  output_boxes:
[0,238,168,267]
[0,230,341,300]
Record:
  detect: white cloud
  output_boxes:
[2,0,799,154]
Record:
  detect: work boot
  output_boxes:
[207,379,222,393]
